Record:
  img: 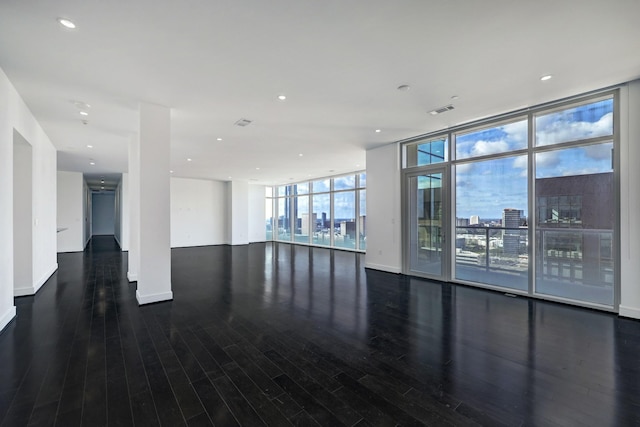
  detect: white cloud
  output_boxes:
[471,140,509,157]
[536,112,613,146]
[583,143,612,161]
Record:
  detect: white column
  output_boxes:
[227,180,249,245]
[133,103,172,305]
[127,134,139,282]
[364,143,402,273]
[620,80,640,319]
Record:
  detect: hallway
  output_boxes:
[1,237,639,426]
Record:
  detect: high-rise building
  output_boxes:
[502,208,523,257]
[470,215,480,225]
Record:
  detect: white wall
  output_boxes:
[227,181,249,245]
[365,143,402,273]
[619,80,640,319]
[170,177,227,247]
[248,184,266,242]
[92,192,115,235]
[0,66,57,332]
[57,171,84,252]
[115,173,130,250]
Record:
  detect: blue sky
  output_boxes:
[456,99,613,219]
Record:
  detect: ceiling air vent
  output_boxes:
[429,104,455,115]
[235,118,252,127]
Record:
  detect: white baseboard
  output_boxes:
[619,305,640,320]
[34,263,58,294]
[364,262,402,274]
[0,306,16,333]
[14,263,58,296]
[136,290,173,306]
[127,272,138,282]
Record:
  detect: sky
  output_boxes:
[455,98,613,219]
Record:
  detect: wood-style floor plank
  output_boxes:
[0,237,639,427]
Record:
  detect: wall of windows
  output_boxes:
[266,173,366,251]
[402,92,617,310]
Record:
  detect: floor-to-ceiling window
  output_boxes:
[270,172,366,252]
[402,90,617,310]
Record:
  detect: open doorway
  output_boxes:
[13,130,33,296]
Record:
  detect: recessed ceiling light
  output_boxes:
[89,161,95,165]
[278,95,287,101]
[101,186,104,190]
[187,158,192,162]
[375,129,381,133]
[57,17,76,29]
[217,138,222,141]
[79,111,88,116]
[298,153,303,157]
[86,144,93,148]
[540,74,553,81]
[255,167,260,170]
[228,176,232,179]
[170,170,174,173]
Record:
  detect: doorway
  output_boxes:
[404,167,448,280]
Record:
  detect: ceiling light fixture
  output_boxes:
[86,144,93,148]
[256,167,260,170]
[277,95,287,101]
[170,170,174,173]
[187,158,192,162]
[540,74,553,81]
[89,161,95,165]
[79,111,88,116]
[298,153,303,157]
[57,17,76,29]
[375,129,381,133]
[217,138,222,141]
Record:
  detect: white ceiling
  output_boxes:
[1,1,639,187]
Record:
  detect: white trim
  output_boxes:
[33,263,58,294]
[619,305,640,320]
[136,290,173,305]
[0,306,16,333]
[127,272,137,282]
[14,286,35,297]
[365,262,402,274]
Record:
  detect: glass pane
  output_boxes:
[312,179,330,193]
[455,119,527,160]
[535,142,614,305]
[334,175,356,190]
[535,98,613,146]
[536,143,613,179]
[312,194,331,246]
[359,173,367,188]
[265,198,273,240]
[293,182,309,195]
[405,138,448,167]
[409,174,443,276]
[334,191,356,249]
[455,155,528,290]
[277,185,290,197]
[294,195,310,244]
[359,189,366,250]
[265,187,273,197]
[277,198,291,241]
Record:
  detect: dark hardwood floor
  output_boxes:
[1,236,639,426]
